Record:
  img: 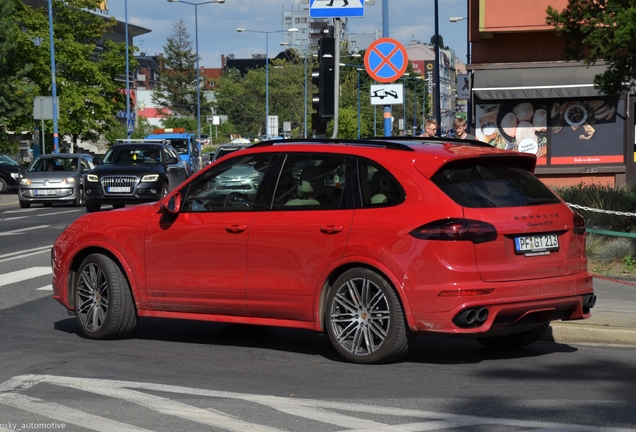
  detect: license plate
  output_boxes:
[514,234,559,255]
[35,190,56,196]
[108,186,131,193]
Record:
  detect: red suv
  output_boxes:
[51,138,595,364]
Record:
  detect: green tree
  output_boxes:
[152,19,212,123]
[0,0,36,153]
[8,0,134,150]
[546,2,636,96]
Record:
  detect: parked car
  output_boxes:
[84,141,188,212]
[0,153,22,194]
[51,137,595,364]
[211,142,251,162]
[18,154,93,208]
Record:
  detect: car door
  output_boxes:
[164,146,188,188]
[143,153,276,316]
[246,153,354,322]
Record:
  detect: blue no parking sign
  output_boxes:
[364,38,409,83]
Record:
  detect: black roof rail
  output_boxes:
[372,136,493,148]
[250,138,415,151]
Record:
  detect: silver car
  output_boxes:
[19,154,94,208]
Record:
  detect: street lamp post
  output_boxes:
[237,27,299,138]
[125,0,131,138]
[281,41,309,138]
[47,0,59,153]
[450,13,471,133]
[168,0,225,146]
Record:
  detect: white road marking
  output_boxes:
[36,285,52,291]
[0,225,50,236]
[1,216,29,221]
[0,267,52,288]
[0,246,51,263]
[37,210,82,217]
[0,375,633,432]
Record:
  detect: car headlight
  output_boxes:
[20,178,32,186]
[141,174,159,182]
[11,172,19,179]
[61,177,77,185]
[87,174,99,182]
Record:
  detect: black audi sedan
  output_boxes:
[0,153,22,194]
[84,141,188,212]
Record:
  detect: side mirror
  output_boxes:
[161,192,182,215]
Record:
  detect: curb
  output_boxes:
[543,323,636,346]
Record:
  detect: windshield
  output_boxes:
[29,157,79,172]
[169,139,189,155]
[103,147,162,164]
[0,154,20,166]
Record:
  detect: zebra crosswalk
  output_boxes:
[0,247,54,309]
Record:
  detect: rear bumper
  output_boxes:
[407,272,594,336]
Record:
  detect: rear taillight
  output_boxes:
[409,218,498,244]
[573,212,586,235]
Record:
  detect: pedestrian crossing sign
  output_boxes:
[309,0,365,18]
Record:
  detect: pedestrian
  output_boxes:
[421,119,438,137]
[453,117,476,140]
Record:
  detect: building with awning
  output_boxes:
[467,0,634,186]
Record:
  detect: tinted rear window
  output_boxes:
[431,159,560,208]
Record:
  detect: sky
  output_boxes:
[104,0,469,69]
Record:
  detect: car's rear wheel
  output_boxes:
[74,253,137,339]
[86,203,100,212]
[19,200,30,208]
[74,187,85,207]
[0,178,7,193]
[476,323,549,349]
[325,268,413,364]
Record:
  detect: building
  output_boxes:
[468,0,634,186]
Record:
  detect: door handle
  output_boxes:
[226,224,247,233]
[320,225,343,234]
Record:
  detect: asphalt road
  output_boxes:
[1,195,636,431]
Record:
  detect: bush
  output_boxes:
[554,183,636,232]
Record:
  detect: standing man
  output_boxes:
[421,119,438,137]
[453,117,476,140]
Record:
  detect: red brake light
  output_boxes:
[573,212,586,235]
[410,218,497,244]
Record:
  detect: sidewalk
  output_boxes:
[1,192,635,346]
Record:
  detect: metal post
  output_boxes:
[434,0,441,136]
[466,0,472,133]
[357,68,361,139]
[382,0,391,137]
[194,4,201,144]
[402,78,406,135]
[125,0,131,138]
[304,51,308,138]
[47,0,59,153]
[265,32,269,137]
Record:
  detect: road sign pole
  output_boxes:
[382,0,391,136]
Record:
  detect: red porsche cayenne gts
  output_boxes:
[51,138,596,364]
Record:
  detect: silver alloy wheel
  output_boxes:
[329,276,391,356]
[76,262,109,333]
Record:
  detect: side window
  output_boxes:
[271,153,346,210]
[357,158,403,207]
[181,154,273,212]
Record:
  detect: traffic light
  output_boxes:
[312,35,335,118]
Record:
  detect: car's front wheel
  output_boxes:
[74,253,137,339]
[476,323,549,349]
[0,178,7,193]
[74,187,85,207]
[325,268,413,364]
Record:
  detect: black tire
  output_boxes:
[0,178,7,194]
[476,323,549,349]
[74,187,85,207]
[86,203,100,212]
[161,183,170,198]
[19,200,30,208]
[325,268,413,364]
[74,253,137,339]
